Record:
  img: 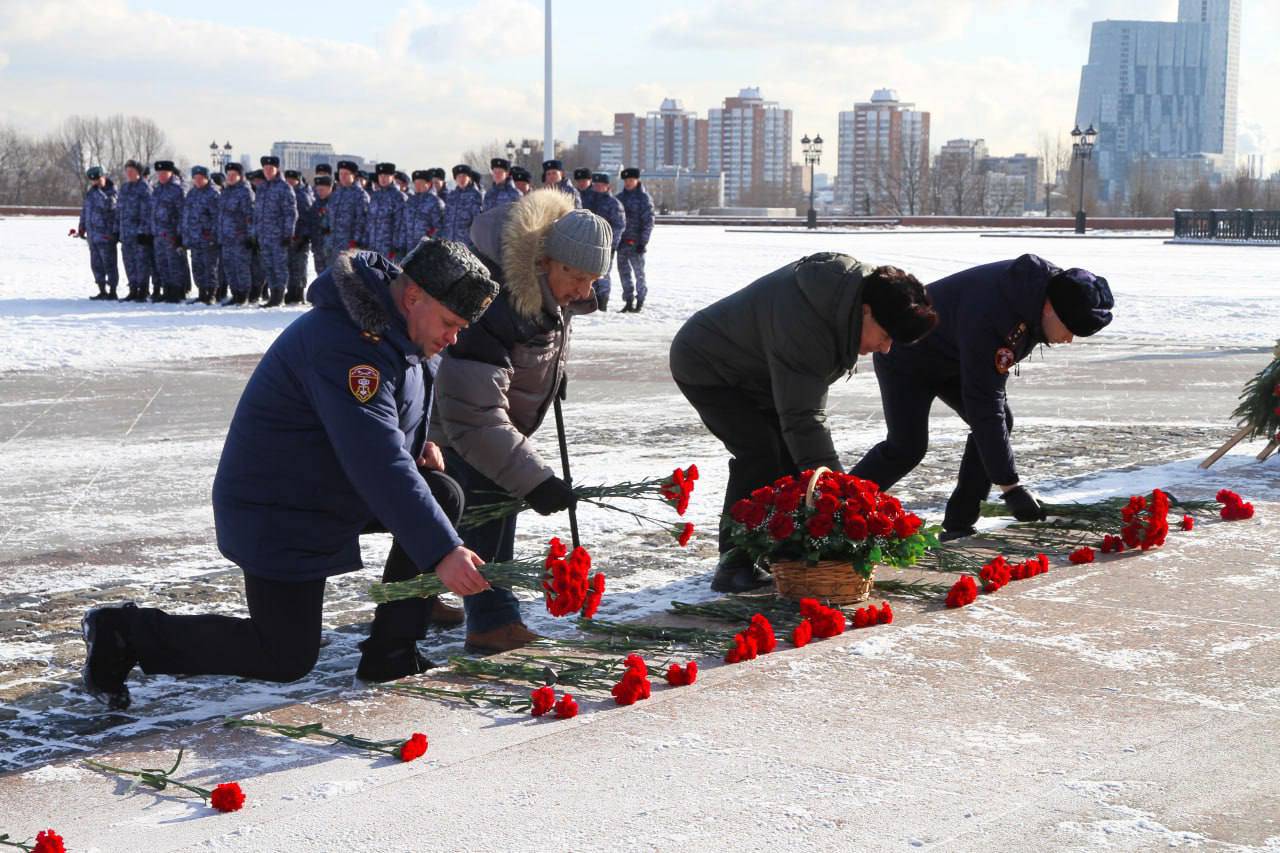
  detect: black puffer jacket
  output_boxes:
[669,252,874,470]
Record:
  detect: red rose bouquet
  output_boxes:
[723,469,934,577]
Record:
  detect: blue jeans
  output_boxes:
[444,448,524,632]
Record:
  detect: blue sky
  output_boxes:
[1,0,1276,172]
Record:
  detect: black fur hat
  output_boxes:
[399,239,500,324]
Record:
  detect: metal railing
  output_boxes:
[1174,209,1280,243]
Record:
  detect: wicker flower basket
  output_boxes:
[769,467,876,605]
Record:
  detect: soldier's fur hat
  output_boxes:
[490,158,511,170]
[573,167,592,181]
[375,162,396,176]
[399,239,500,325]
[620,167,641,180]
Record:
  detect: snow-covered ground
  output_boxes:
[0,216,1276,773]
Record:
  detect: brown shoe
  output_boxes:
[426,595,464,629]
[464,623,541,655]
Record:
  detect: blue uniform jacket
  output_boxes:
[79,180,119,242]
[482,179,523,212]
[329,184,369,250]
[254,174,299,244]
[293,183,315,240]
[212,250,462,581]
[117,178,152,239]
[181,183,220,247]
[877,253,1058,486]
[618,184,655,244]
[151,177,186,243]
[218,181,254,244]
[584,191,625,252]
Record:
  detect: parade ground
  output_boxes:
[1,220,1278,850]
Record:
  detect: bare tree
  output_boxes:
[1039,132,1072,216]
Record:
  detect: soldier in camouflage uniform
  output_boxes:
[311,174,334,274]
[402,169,444,247]
[73,165,120,300]
[616,167,655,312]
[210,172,229,300]
[394,170,410,197]
[253,155,299,308]
[443,164,483,250]
[150,160,190,303]
[541,159,581,208]
[329,160,369,255]
[365,162,406,260]
[117,159,153,302]
[584,172,626,311]
[246,170,268,303]
[181,165,221,304]
[510,165,532,195]
[285,169,314,303]
[218,162,255,305]
[482,157,521,212]
[572,167,594,204]
[428,168,447,198]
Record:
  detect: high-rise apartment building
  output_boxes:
[270,141,337,173]
[707,87,793,205]
[643,99,709,172]
[1074,0,1240,201]
[836,89,930,214]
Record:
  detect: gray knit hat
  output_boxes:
[398,238,499,324]
[544,209,613,278]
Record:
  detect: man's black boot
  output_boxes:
[355,639,435,683]
[710,549,774,593]
[261,289,284,308]
[939,527,976,543]
[621,299,635,313]
[634,298,644,312]
[89,283,108,300]
[221,290,248,306]
[81,603,139,711]
[596,296,608,311]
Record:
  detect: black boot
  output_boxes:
[89,283,108,300]
[283,286,302,305]
[710,549,774,593]
[81,603,139,711]
[634,297,644,312]
[939,527,976,543]
[221,290,248,306]
[105,286,118,301]
[596,296,609,311]
[355,639,435,683]
[215,283,228,302]
[261,289,284,308]
[621,299,635,313]
[163,286,184,304]
[248,284,263,304]
[150,284,166,302]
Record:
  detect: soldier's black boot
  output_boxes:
[355,639,435,683]
[89,283,108,300]
[621,298,635,313]
[81,603,139,711]
[215,283,228,302]
[710,548,773,593]
[939,527,976,543]
[221,290,248,307]
[105,285,118,301]
[163,286,184,304]
[248,284,263,304]
[261,289,284,308]
[634,297,644,312]
[150,284,165,302]
[283,286,302,305]
[597,296,609,311]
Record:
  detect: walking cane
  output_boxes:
[553,395,581,549]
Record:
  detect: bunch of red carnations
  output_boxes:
[724,470,933,572]
[979,553,1049,592]
[610,654,652,706]
[660,465,699,516]
[529,686,579,719]
[792,597,848,644]
[1217,489,1255,521]
[543,537,606,618]
[1120,489,1171,551]
[725,613,778,663]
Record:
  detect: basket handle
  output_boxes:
[803,466,832,510]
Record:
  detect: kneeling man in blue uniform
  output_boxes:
[80,240,500,710]
[851,254,1115,540]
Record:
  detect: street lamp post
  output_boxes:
[1071,124,1097,234]
[506,139,516,166]
[208,140,218,171]
[801,133,823,229]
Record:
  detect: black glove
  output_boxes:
[525,476,577,516]
[635,243,647,255]
[1000,486,1046,522]
[137,234,153,246]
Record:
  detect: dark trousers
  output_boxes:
[89,240,119,288]
[129,472,460,683]
[189,245,220,292]
[287,241,310,293]
[850,355,1015,531]
[121,237,151,290]
[444,447,524,632]
[675,380,799,555]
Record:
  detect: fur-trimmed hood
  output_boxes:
[469,188,575,321]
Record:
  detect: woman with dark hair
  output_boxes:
[669,252,938,593]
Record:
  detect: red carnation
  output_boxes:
[531,685,556,717]
[666,661,698,686]
[1069,546,1096,564]
[32,830,65,853]
[611,657,651,706]
[724,631,759,664]
[768,512,796,540]
[852,607,874,629]
[546,536,568,561]
[806,513,835,538]
[945,575,978,608]
[581,572,606,619]
[1037,553,1050,573]
[686,464,699,481]
[399,732,429,762]
[746,613,777,654]
[1181,515,1194,531]
[210,781,246,813]
[791,619,813,647]
[676,522,695,547]
[553,694,579,719]
[878,602,894,624]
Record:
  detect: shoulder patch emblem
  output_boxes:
[994,347,1016,375]
[348,364,380,403]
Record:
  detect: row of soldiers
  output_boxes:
[73,156,657,311]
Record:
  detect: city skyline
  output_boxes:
[1,0,1277,175]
